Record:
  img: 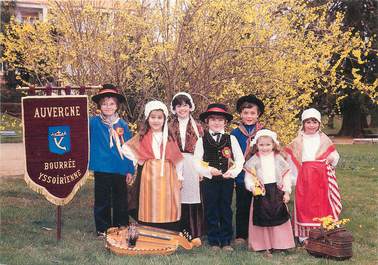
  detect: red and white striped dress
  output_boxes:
[284,132,341,238]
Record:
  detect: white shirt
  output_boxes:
[302,133,320,162]
[260,153,276,184]
[151,132,163,159]
[301,132,340,166]
[178,117,189,150]
[193,129,245,179]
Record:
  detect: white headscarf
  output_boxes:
[301,108,321,123]
[251,129,280,146]
[170,92,199,138]
[170,92,195,113]
[144,100,169,176]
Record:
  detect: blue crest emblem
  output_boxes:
[48,126,71,155]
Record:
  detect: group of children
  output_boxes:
[89,84,341,255]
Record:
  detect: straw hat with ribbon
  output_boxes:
[199,103,233,123]
[92,84,125,104]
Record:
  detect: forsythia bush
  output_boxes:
[1,0,376,143]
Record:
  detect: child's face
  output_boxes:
[175,103,190,119]
[303,118,320,135]
[148,110,165,132]
[257,136,274,155]
[100,97,118,117]
[207,115,226,132]
[240,106,259,125]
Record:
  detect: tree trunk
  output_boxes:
[327,113,335,129]
[338,97,364,137]
[369,105,378,127]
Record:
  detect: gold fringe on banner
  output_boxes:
[22,95,90,206]
[24,170,89,206]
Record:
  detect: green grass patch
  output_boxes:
[1,145,377,264]
[0,113,23,143]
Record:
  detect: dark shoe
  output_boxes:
[263,250,273,258]
[211,245,221,251]
[296,238,308,248]
[234,238,246,245]
[97,231,106,239]
[222,245,234,252]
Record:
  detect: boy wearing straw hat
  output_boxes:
[194,103,245,251]
[90,84,134,238]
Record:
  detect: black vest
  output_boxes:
[202,131,233,174]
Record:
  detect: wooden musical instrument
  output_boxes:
[105,224,201,256]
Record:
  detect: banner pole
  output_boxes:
[57,206,62,241]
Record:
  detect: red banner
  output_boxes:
[22,96,89,205]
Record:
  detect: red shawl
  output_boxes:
[126,131,183,165]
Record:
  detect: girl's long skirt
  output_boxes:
[248,183,295,251]
[138,159,181,227]
[293,161,340,238]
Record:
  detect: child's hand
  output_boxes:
[210,167,222,176]
[222,171,233,179]
[126,173,134,185]
[283,192,290,203]
[325,157,333,165]
[199,175,204,181]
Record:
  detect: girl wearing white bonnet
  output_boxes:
[284,108,341,245]
[244,129,295,256]
[122,100,184,231]
[169,92,205,238]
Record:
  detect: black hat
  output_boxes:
[92,84,125,104]
[199,103,233,122]
[236,94,265,115]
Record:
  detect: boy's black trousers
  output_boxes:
[202,177,234,247]
[94,172,129,233]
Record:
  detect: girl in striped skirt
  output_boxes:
[284,108,341,245]
[122,101,183,231]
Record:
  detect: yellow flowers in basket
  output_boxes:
[313,215,350,231]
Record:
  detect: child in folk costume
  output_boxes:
[194,103,245,251]
[89,84,135,238]
[284,108,341,244]
[121,101,184,231]
[244,129,295,256]
[231,94,265,245]
[169,92,205,238]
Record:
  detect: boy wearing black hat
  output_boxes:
[231,95,265,245]
[90,84,134,238]
[194,103,245,251]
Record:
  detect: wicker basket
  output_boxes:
[305,227,353,260]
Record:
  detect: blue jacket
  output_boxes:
[231,124,256,185]
[89,116,134,175]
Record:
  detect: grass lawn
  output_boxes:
[0,145,377,265]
